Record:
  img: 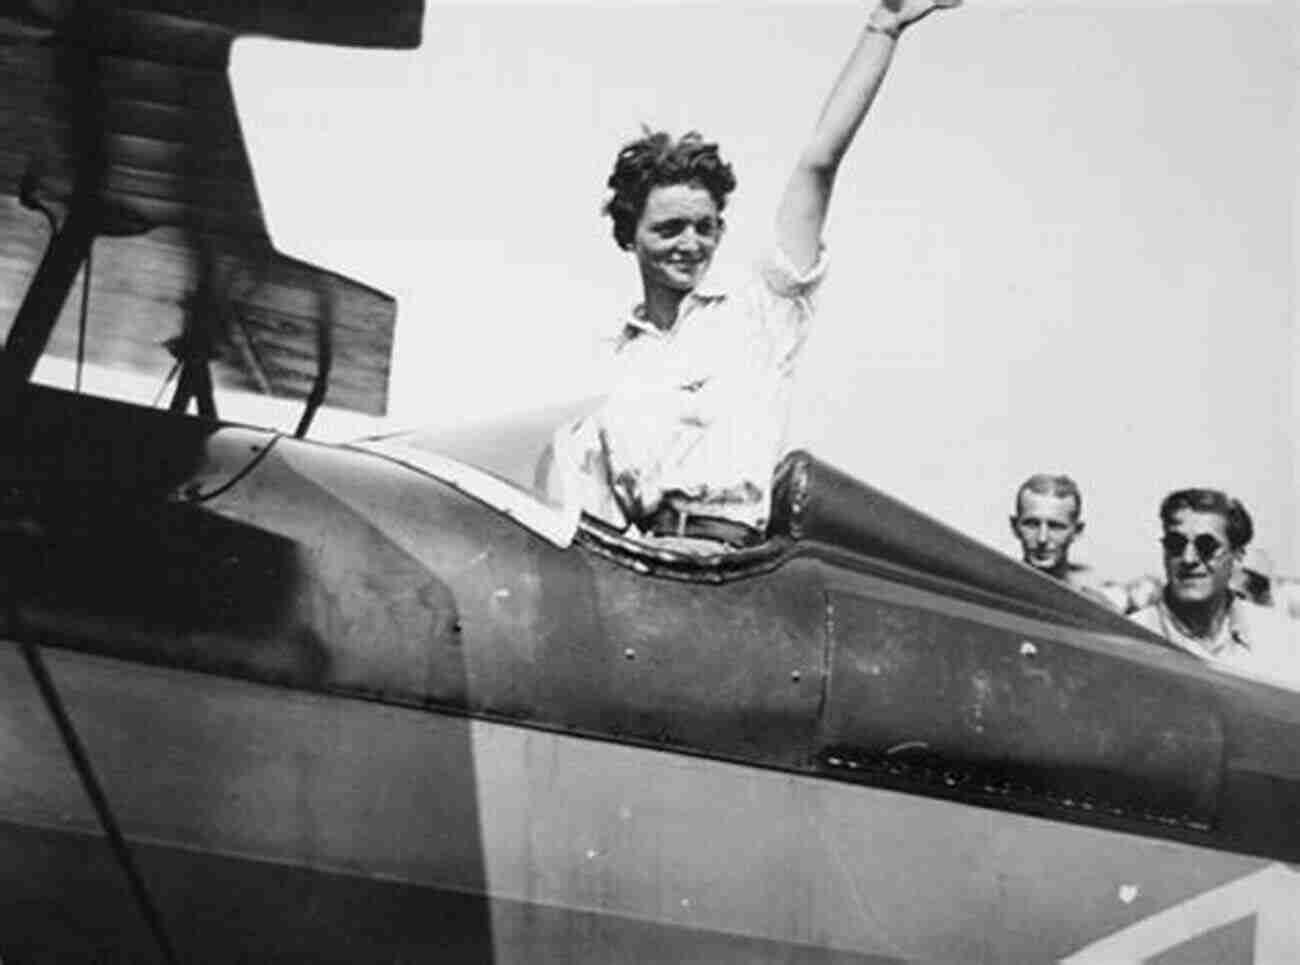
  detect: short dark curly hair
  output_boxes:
[603,129,737,251]
[1159,488,1254,551]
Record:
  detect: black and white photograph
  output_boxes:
[0,0,1296,961]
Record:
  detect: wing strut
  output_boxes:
[0,206,95,397]
[15,629,180,965]
[165,331,219,420]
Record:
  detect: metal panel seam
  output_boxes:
[817,582,834,740]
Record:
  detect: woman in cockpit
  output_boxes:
[546,0,961,553]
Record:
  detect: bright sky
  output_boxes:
[223,0,1298,582]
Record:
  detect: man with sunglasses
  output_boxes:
[1130,489,1299,687]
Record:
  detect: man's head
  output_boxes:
[1233,545,1274,605]
[1158,489,1253,607]
[604,130,736,293]
[1010,474,1083,578]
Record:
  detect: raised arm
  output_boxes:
[776,0,959,272]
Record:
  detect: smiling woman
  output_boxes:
[542,0,962,554]
[603,130,734,307]
[631,182,727,311]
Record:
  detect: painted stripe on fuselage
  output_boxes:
[1062,863,1300,963]
[0,641,1291,963]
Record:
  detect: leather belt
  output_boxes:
[645,504,763,549]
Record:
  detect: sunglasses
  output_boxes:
[1160,532,1225,564]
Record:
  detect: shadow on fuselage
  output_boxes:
[0,387,499,962]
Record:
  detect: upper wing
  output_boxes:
[0,1,425,416]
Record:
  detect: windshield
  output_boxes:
[354,395,604,548]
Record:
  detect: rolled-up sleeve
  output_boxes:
[747,244,829,373]
[759,243,829,297]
